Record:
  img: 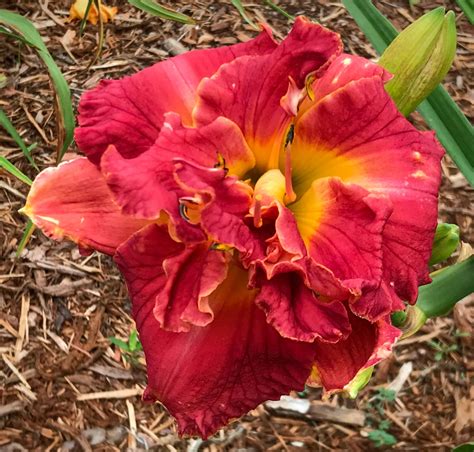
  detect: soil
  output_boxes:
[0,1,472,451]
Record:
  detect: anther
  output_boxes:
[214,152,228,174]
[284,125,296,204]
[253,194,263,228]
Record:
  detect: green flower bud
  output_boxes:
[429,223,460,266]
[344,366,374,399]
[391,309,407,327]
[379,7,457,116]
[398,305,427,339]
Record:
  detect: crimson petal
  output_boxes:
[115,231,316,438]
[76,29,276,164]
[313,313,401,390]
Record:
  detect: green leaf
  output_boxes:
[0,9,75,163]
[79,0,95,34]
[368,429,397,447]
[417,256,474,318]
[456,0,474,25]
[0,107,38,170]
[0,156,32,185]
[342,0,398,54]
[231,0,258,30]
[128,329,139,352]
[0,25,38,47]
[452,442,474,452]
[108,337,130,352]
[128,0,195,24]
[264,0,295,20]
[417,87,474,186]
[16,219,35,257]
[342,0,474,187]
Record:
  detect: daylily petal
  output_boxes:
[255,271,351,342]
[101,114,254,219]
[115,243,316,437]
[158,243,229,332]
[173,159,265,260]
[311,313,401,390]
[76,29,277,164]
[22,158,148,255]
[311,53,391,102]
[290,177,392,288]
[292,75,443,306]
[194,17,342,172]
[114,224,228,332]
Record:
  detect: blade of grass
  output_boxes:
[342,0,474,186]
[79,0,95,35]
[0,9,75,163]
[86,0,105,68]
[0,156,32,186]
[231,0,258,30]
[0,25,38,47]
[455,0,474,25]
[127,0,195,24]
[16,219,35,257]
[342,0,397,54]
[264,0,294,20]
[0,107,38,170]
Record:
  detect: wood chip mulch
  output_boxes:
[1,1,472,450]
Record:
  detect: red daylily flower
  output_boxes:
[23,17,443,437]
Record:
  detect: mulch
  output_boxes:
[0,1,472,450]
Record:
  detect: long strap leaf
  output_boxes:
[0,156,32,185]
[128,0,195,24]
[0,9,75,163]
[342,0,474,187]
[0,107,38,170]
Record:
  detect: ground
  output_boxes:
[0,0,472,450]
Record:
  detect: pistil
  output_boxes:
[253,194,263,228]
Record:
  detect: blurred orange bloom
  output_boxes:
[69,0,117,25]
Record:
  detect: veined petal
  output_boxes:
[256,271,351,342]
[101,114,254,220]
[173,159,265,260]
[290,177,392,287]
[114,224,228,333]
[117,255,316,438]
[194,17,342,172]
[22,158,148,255]
[292,75,443,306]
[312,54,391,103]
[158,243,229,332]
[75,29,277,164]
[311,313,401,390]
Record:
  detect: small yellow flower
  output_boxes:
[69,0,117,25]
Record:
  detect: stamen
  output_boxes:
[284,125,296,204]
[214,152,228,174]
[253,194,263,228]
[210,242,233,252]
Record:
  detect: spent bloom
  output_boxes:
[23,18,443,437]
[69,0,117,25]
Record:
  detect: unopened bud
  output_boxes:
[344,366,374,399]
[379,7,457,116]
[429,223,460,266]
